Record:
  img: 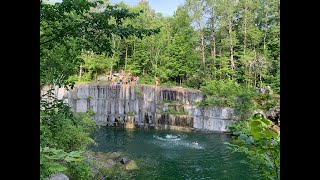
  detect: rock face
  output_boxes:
[266,106,280,125]
[41,84,238,132]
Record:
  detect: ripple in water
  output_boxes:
[91,128,258,180]
[152,134,204,149]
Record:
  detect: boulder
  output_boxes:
[47,173,69,180]
[120,158,129,164]
[108,152,121,159]
[256,86,273,94]
[125,160,138,170]
[99,159,117,168]
[269,124,280,133]
[266,106,280,124]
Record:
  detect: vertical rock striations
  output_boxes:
[41,84,238,132]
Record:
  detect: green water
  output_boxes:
[91,127,258,180]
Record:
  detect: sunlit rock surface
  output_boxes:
[41,84,238,132]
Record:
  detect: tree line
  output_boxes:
[72,0,279,94]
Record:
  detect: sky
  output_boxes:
[52,0,186,17]
[109,0,185,16]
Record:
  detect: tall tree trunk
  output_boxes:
[254,72,257,87]
[112,34,116,71]
[243,1,247,60]
[211,35,216,80]
[254,48,257,87]
[125,44,128,71]
[219,48,222,80]
[249,62,252,87]
[201,32,205,67]
[212,38,216,64]
[133,39,136,54]
[228,18,235,70]
[78,63,83,81]
[263,12,268,52]
[211,37,216,66]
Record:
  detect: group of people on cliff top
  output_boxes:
[109,70,160,89]
[110,71,139,88]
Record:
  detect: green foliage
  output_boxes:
[225,114,280,179]
[41,0,279,93]
[96,165,137,180]
[200,80,241,107]
[40,0,280,178]
[79,51,115,81]
[161,109,189,115]
[235,91,258,120]
[127,112,136,116]
[40,88,97,179]
[138,74,155,85]
[40,147,85,180]
[159,81,178,87]
[255,94,280,111]
[200,80,258,120]
[183,76,203,89]
[162,100,178,105]
[228,120,250,135]
[65,160,94,179]
[41,0,160,87]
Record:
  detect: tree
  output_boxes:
[40,0,161,179]
[185,0,207,71]
[40,0,160,87]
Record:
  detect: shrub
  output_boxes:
[225,114,280,179]
[40,88,97,180]
[200,80,258,120]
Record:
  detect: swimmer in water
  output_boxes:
[192,141,198,145]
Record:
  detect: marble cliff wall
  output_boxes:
[41,84,238,132]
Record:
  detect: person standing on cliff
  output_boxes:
[110,77,115,89]
[156,78,160,86]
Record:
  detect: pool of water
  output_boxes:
[90,127,258,180]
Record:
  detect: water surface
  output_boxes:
[91,127,258,180]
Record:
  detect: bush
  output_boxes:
[40,88,97,180]
[200,80,258,119]
[225,114,280,180]
[184,76,203,89]
[138,75,154,85]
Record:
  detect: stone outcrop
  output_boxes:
[125,160,138,170]
[41,84,239,132]
[120,158,129,164]
[47,173,69,180]
[266,106,280,125]
[108,152,121,159]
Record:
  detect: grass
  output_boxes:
[161,109,189,115]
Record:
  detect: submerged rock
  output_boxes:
[108,152,121,159]
[100,159,117,168]
[120,158,129,164]
[85,151,119,168]
[125,160,138,170]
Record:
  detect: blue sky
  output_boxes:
[52,0,185,16]
[110,0,185,16]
